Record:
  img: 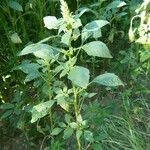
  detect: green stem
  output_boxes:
[73,85,81,150]
[47,62,54,130]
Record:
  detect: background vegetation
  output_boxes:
[0,0,150,150]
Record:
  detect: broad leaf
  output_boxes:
[51,128,62,136]
[57,98,69,112]
[10,32,22,44]
[61,30,72,46]
[106,1,126,11]
[1,110,13,119]
[84,130,94,142]
[76,130,83,139]
[65,114,72,124]
[0,103,14,109]
[92,73,123,87]
[63,127,73,139]
[31,100,55,123]
[140,49,150,62]
[13,60,40,82]
[18,44,59,60]
[43,16,58,29]
[75,7,92,17]
[72,18,82,29]
[83,20,109,31]
[82,20,109,42]
[92,143,102,150]
[82,41,112,58]
[68,66,90,89]
[7,0,23,12]
[69,122,78,129]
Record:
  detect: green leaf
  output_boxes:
[0,103,14,109]
[72,28,80,41]
[57,98,69,112]
[84,130,94,143]
[18,44,59,60]
[51,128,62,136]
[63,127,73,139]
[69,122,78,129]
[68,66,90,89]
[61,30,72,46]
[14,60,40,82]
[92,73,124,87]
[10,32,22,44]
[59,122,67,128]
[83,20,109,32]
[7,0,23,12]
[106,1,126,11]
[1,110,13,119]
[72,18,82,29]
[65,114,72,124]
[140,49,150,62]
[82,41,112,58]
[43,16,58,30]
[76,130,83,139]
[76,7,92,17]
[82,20,109,42]
[92,143,102,150]
[31,100,55,123]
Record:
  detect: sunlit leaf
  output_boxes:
[57,98,69,112]
[92,73,124,87]
[43,16,58,29]
[68,66,90,88]
[61,30,72,46]
[13,60,40,82]
[106,1,126,11]
[82,20,109,42]
[31,100,55,123]
[82,41,112,58]
[18,44,59,60]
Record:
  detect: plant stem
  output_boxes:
[47,62,54,130]
[73,85,81,150]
